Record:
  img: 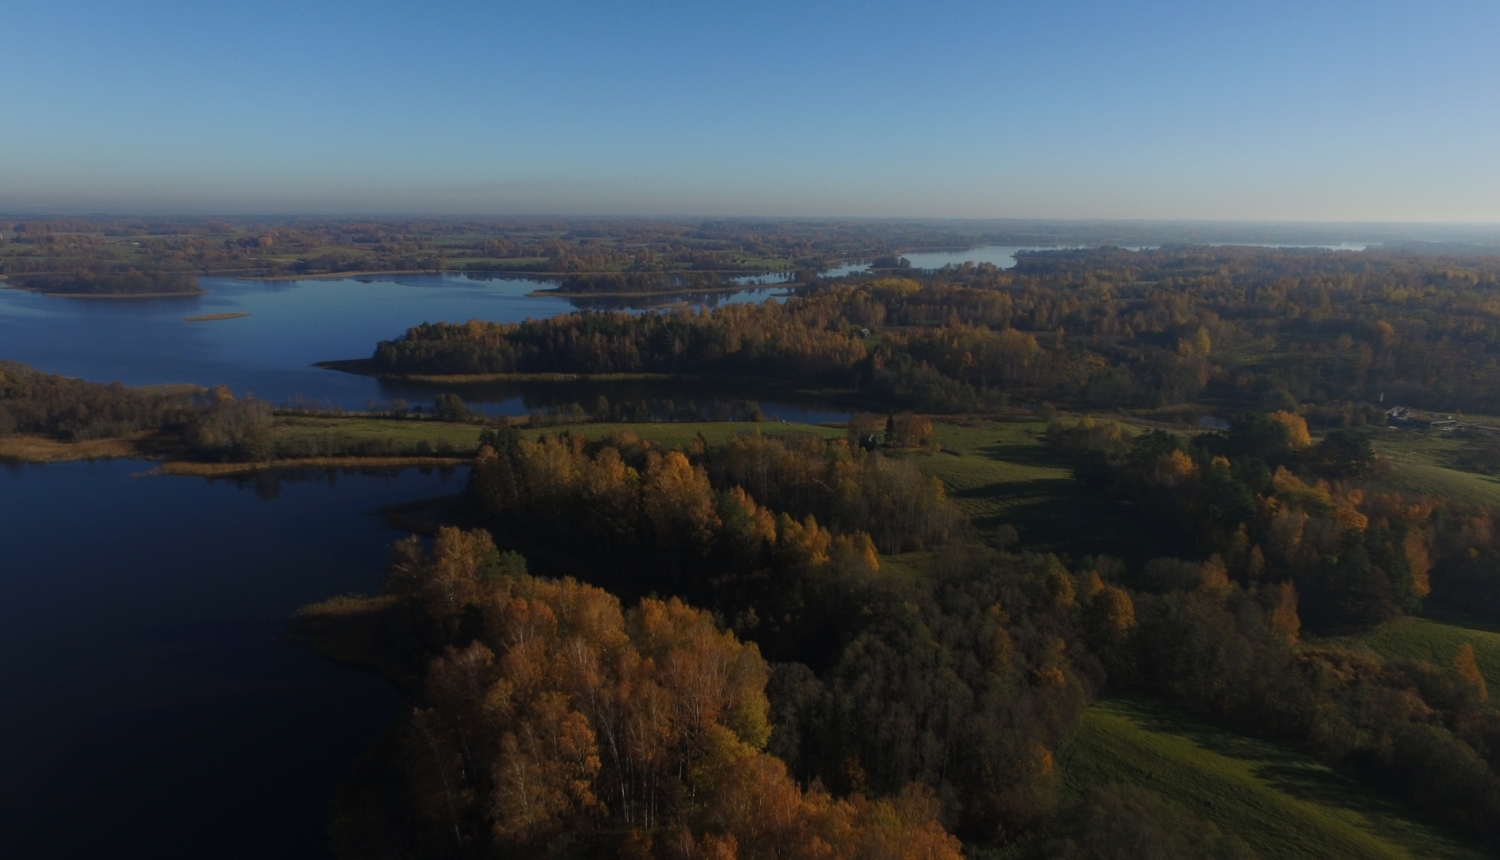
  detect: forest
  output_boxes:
[0,362,276,461]
[281,244,1500,858]
[290,416,1500,858]
[368,246,1500,416]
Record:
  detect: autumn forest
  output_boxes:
[11,226,1500,858]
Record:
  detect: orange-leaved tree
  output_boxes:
[396,526,961,859]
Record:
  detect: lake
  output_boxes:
[0,273,847,857]
[0,460,469,859]
[0,273,845,421]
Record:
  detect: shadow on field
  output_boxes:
[976,441,1068,466]
[1114,699,1484,859]
[957,477,1183,564]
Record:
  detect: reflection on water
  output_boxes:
[378,375,851,425]
[214,463,466,500]
[0,459,468,859]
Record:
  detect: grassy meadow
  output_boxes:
[914,419,1184,563]
[1322,613,1500,685]
[1055,699,1488,860]
[526,419,843,447]
[1362,427,1500,509]
[272,415,488,450]
[269,415,843,456]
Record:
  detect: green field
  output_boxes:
[1058,699,1487,860]
[272,416,488,450]
[1362,428,1500,508]
[913,419,1185,563]
[270,416,842,454]
[523,420,843,447]
[1323,613,1500,684]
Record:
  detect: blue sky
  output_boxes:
[2,0,1497,219]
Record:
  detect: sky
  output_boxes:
[2,0,1498,220]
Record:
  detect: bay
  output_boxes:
[0,273,842,419]
[0,460,467,859]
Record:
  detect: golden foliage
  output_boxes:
[1454,643,1488,701]
[1085,586,1136,645]
[1268,410,1312,448]
[397,529,960,856]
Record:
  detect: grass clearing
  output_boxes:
[913,419,1184,563]
[1362,428,1500,508]
[270,416,842,454]
[1322,613,1500,685]
[1058,699,1487,860]
[524,420,843,448]
[273,416,488,450]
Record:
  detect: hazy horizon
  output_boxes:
[5,0,1498,220]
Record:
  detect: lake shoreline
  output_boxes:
[314,358,679,383]
[0,434,151,463]
[525,284,793,298]
[0,432,473,475]
[156,455,472,477]
[239,267,795,283]
[2,283,207,298]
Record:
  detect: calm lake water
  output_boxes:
[0,273,850,858]
[0,273,846,420]
[0,460,467,859]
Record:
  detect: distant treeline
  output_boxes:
[17,268,200,295]
[7,214,1236,282]
[370,247,1500,415]
[372,303,867,382]
[0,361,197,439]
[0,363,270,460]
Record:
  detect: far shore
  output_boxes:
[315,359,685,384]
[238,269,441,282]
[183,312,251,322]
[1,283,206,299]
[0,433,474,475]
[155,455,472,477]
[525,284,793,298]
[238,267,794,283]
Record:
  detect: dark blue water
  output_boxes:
[0,460,468,859]
[0,273,842,419]
[0,272,850,860]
